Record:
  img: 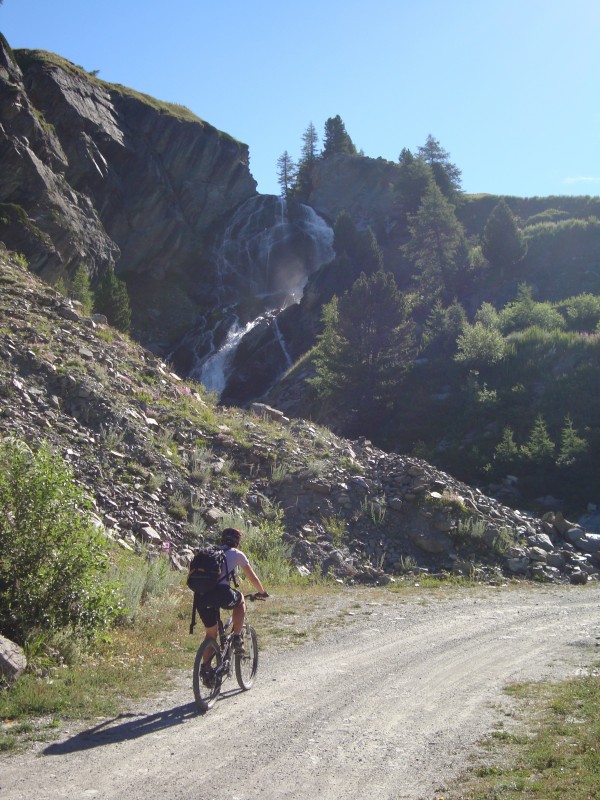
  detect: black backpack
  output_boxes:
[187,545,237,634]
[186,545,228,594]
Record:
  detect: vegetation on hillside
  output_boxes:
[273,122,600,514]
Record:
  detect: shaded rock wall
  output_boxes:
[0,39,257,347]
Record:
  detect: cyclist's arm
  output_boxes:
[241,563,266,595]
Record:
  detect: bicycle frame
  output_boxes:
[192,592,264,712]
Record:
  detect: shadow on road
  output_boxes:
[42,687,244,755]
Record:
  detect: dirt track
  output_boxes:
[1,584,599,800]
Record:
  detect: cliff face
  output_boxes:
[0,39,257,346]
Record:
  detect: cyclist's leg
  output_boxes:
[231,591,246,634]
[196,599,219,661]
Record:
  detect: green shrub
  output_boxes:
[454,322,507,367]
[0,439,122,644]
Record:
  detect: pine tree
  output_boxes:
[557,415,588,467]
[94,266,132,332]
[322,115,357,159]
[403,182,466,302]
[394,149,433,224]
[521,415,555,464]
[276,151,297,198]
[294,122,319,200]
[310,270,416,413]
[494,426,520,467]
[416,135,462,200]
[69,264,93,315]
[482,199,527,275]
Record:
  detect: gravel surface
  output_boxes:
[2,584,599,800]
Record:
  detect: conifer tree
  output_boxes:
[69,264,93,315]
[494,426,520,467]
[417,134,462,200]
[294,122,319,200]
[557,415,588,466]
[521,415,555,464]
[482,199,527,275]
[403,182,466,302]
[394,148,433,223]
[321,115,357,159]
[276,151,297,198]
[94,266,132,332]
[310,270,416,414]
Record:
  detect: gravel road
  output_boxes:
[2,584,599,800]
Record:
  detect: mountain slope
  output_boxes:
[1,249,599,586]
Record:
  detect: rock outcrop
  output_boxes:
[0,38,257,346]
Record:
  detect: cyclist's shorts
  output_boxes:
[196,584,243,627]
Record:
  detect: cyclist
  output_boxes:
[196,527,267,680]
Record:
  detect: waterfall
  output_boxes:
[274,316,293,369]
[215,195,334,303]
[171,195,335,400]
[195,318,262,395]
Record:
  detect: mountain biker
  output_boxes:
[197,527,267,670]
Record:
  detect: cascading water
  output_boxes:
[178,195,335,400]
[198,318,262,395]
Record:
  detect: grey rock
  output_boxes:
[0,635,27,682]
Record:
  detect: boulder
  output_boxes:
[0,635,27,682]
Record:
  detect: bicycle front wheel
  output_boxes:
[193,638,222,712]
[235,624,258,690]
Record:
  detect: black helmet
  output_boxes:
[221,527,243,547]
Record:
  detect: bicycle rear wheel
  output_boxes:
[193,638,222,712]
[235,624,258,690]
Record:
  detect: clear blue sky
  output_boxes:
[2,0,599,199]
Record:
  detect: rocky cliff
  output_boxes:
[0,37,257,346]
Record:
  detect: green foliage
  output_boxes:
[69,265,93,315]
[276,150,297,198]
[321,115,357,158]
[521,414,555,464]
[560,293,600,332]
[310,270,416,413]
[556,415,588,467]
[499,284,566,333]
[403,181,467,301]
[494,426,520,467]
[94,266,132,332]
[481,198,527,273]
[394,148,433,222]
[416,134,462,200]
[454,322,507,368]
[422,300,467,355]
[0,439,121,643]
[474,301,501,329]
[112,549,180,626]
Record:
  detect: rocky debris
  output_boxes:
[0,255,599,588]
[0,635,27,683]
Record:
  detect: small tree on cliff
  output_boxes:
[276,151,297,198]
[417,134,462,201]
[321,115,357,158]
[294,122,320,199]
[94,266,132,333]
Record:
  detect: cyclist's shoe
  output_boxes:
[200,663,215,687]
[232,633,245,654]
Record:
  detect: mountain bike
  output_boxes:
[192,593,265,713]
